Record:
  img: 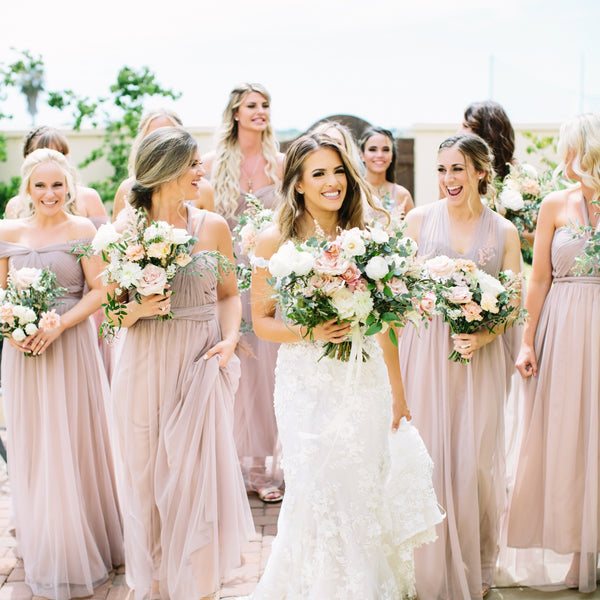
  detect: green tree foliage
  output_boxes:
[2,49,45,126]
[49,66,181,203]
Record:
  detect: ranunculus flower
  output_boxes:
[331,287,356,320]
[39,310,61,330]
[480,292,499,313]
[365,256,389,280]
[11,267,42,292]
[147,241,170,259]
[499,188,525,211]
[175,253,192,267]
[25,323,38,335]
[461,301,483,322]
[125,244,145,262]
[137,264,168,296]
[92,223,121,253]
[12,328,26,342]
[425,255,456,281]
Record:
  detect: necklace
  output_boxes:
[240,155,263,194]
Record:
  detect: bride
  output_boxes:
[249,132,443,599]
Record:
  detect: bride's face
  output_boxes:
[295,148,347,217]
[29,161,68,215]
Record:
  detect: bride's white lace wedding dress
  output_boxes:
[251,336,444,600]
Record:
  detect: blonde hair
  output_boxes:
[278,133,379,243]
[211,83,280,219]
[310,121,364,175]
[18,148,77,217]
[127,108,183,176]
[557,113,600,204]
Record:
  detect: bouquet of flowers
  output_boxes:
[0,266,67,355]
[424,255,525,364]
[86,207,225,339]
[486,163,556,262]
[574,209,600,276]
[233,194,274,292]
[267,225,433,362]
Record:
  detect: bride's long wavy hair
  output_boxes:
[278,133,378,244]
[211,83,280,219]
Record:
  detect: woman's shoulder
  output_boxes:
[0,216,26,241]
[66,214,98,239]
[76,185,107,217]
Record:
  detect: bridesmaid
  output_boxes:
[202,83,285,503]
[112,108,214,221]
[359,126,414,221]
[5,126,109,223]
[0,148,124,599]
[398,133,522,599]
[507,113,600,593]
[110,127,253,600]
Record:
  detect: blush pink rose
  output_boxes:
[521,178,540,196]
[348,277,368,292]
[138,264,168,296]
[387,277,409,296]
[339,263,361,285]
[39,309,61,330]
[445,285,473,304]
[418,291,436,315]
[0,303,15,324]
[461,301,483,322]
[426,255,456,280]
[314,249,350,276]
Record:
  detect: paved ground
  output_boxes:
[0,434,598,599]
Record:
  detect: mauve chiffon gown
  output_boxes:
[110,208,254,600]
[398,201,513,599]
[0,238,124,600]
[229,186,283,493]
[505,201,600,593]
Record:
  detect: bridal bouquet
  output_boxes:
[0,266,67,354]
[267,226,433,362]
[574,212,600,276]
[233,194,274,292]
[487,163,554,261]
[86,207,222,339]
[424,255,525,364]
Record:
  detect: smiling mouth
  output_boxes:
[446,186,462,198]
[323,191,341,199]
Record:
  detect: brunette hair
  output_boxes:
[359,126,397,183]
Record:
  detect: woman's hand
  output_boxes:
[22,324,65,356]
[515,343,538,378]
[392,395,412,432]
[204,336,238,368]
[452,329,496,360]
[129,290,172,319]
[309,318,352,343]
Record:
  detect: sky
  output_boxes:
[1,0,599,135]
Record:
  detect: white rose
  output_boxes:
[171,227,192,246]
[365,256,389,280]
[476,270,506,298]
[291,253,315,276]
[25,323,38,335]
[330,287,356,320]
[352,290,374,322]
[369,227,389,244]
[12,305,30,322]
[10,267,43,292]
[12,328,26,342]
[520,163,538,179]
[92,223,121,253]
[268,242,299,278]
[340,228,366,257]
[22,308,37,324]
[499,188,525,211]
